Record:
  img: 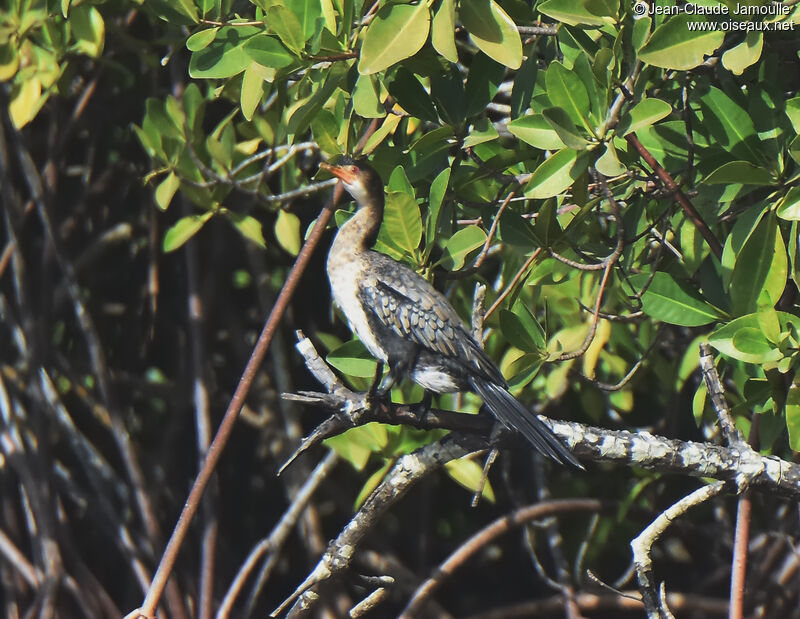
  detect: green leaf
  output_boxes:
[294,0,324,41]
[702,161,774,186]
[721,31,762,76]
[388,166,414,196]
[424,166,450,260]
[628,272,722,327]
[71,5,105,57]
[9,77,46,129]
[508,115,564,150]
[698,86,763,167]
[324,423,387,470]
[510,54,537,119]
[709,313,789,364]
[732,327,775,357]
[267,5,305,54]
[275,210,301,255]
[287,62,348,136]
[445,457,495,502]
[786,383,800,451]
[438,225,487,270]
[354,460,394,508]
[545,62,591,133]
[353,73,385,118]
[145,98,183,141]
[190,25,262,78]
[464,53,506,118]
[431,0,458,63]
[616,98,672,136]
[595,141,626,176]
[786,97,800,135]
[163,211,214,252]
[692,382,708,426]
[311,109,342,155]
[500,304,545,353]
[757,309,781,345]
[638,14,724,70]
[362,114,402,154]
[327,339,379,378]
[525,149,587,199]
[242,33,295,70]
[729,213,786,314]
[227,212,266,248]
[538,0,611,26]
[542,107,589,150]
[431,66,466,125]
[240,62,266,121]
[506,353,542,392]
[634,121,688,171]
[186,27,219,52]
[358,2,431,75]
[777,187,800,221]
[382,192,422,254]
[460,0,522,69]
[155,172,180,211]
[387,69,438,122]
[0,42,19,82]
[631,15,651,52]
[721,205,767,288]
[463,118,499,147]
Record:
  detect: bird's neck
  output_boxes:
[333,197,384,254]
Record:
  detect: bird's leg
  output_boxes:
[367,362,385,399]
[374,368,398,399]
[367,362,396,410]
[375,349,415,399]
[471,448,499,508]
[412,390,434,426]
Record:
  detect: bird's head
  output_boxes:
[320,156,384,208]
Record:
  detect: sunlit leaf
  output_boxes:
[358,2,430,75]
[382,192,422,254]
[638,14,724,70]
[628,272,722,327]
[616,98,672,136]
[431,0,458,62]
[163,211,214,252]
[227,211,266,248]
[327,339,380,378]
[155,172,180,211]
[460,0,522,69]
[445,457,495,503]
[275,210,301,255]
[525,149,587,199]
[437,225,487,270]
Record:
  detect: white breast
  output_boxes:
[327,255,388,363]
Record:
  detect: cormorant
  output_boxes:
[321,157,581,467]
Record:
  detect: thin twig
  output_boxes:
[485,249,542,320]
[217,451,338,617]
[557,176,624,361]
[135,119,381,618]
[136,188,343,619]
[625,133,722,259]
[631,482,730,618]
[443,186,518,280]
[698,343,743,446]
[400,500,606,617]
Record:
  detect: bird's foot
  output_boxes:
[410,391,434,427]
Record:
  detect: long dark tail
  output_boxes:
[469,377,583,468]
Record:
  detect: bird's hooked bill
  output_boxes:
[320,160,358,184]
